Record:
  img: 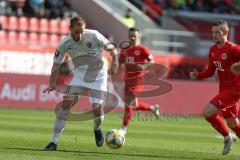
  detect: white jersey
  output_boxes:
[53,29,110,91]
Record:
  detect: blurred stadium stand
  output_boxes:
[0,0,239,80]
[0,0,77,48]
[127,0,240,55]
[0,15,67,48]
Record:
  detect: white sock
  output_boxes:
[51,118,66,144]
[93,115,104,131]
[120,126,127,132]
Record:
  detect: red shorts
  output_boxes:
[125,79,144,97]
[210,89,239,119]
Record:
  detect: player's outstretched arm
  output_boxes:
[231,46,240,75]
[107,43,119,74]
[190,51,216,80]
[189,64,215,80]
[43,63,60,93]
[138,54,154,70]
[44,37,66,93]
[231,63,240,75]
[136,47,154,70]
[198,62,216,79]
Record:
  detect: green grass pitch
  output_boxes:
[0,108,239,160]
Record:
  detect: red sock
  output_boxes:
[231,123,240,138]
[123,106,134,127]
[137,102,151,111]
[206,114,229,137]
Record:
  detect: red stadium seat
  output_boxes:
[19,17,28,31]
[49,19,60,34]
[0,30,7,44]
[60,19,69,34]
[29,32,39,45]
[0,16,8,29]
[49,34,60,47]
[39,33,49,47]
[8,16,18,31]
[8,31,18,44]
[18,32,28,45]
[39,18,49,33]
[29,17,39,32]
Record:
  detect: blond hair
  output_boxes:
[213,20,229,33]
[70,15,86,27]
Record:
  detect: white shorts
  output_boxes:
[65,73,107,104]
[69,72,107,90]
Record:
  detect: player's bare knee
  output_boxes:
[63,95,78,102]
[60,101,71,110]
[202,106,209,118]
[125,96,132,105]
[226,118,238,129]
[228,122,238,129]
[126,96,136,107]
[62,95,78,110]
[203,103,218,118]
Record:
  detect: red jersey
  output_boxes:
[198,41,240,90]
[119,45,152,80]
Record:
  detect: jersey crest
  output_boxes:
[86,41,92,48]
[222,53,227,60]
[134,50,140,56]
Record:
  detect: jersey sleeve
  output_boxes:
[232,46,240,62]
[95,31,110,50]
[53,38,67,64]
[198,49,216,79]
[118,50,125,64]
[142,47,153,62]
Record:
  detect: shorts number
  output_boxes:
[64,86,71,94]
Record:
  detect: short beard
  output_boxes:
[130,40,136,46]
[215,40,221,44]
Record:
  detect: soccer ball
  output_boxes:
[105,129,125,149]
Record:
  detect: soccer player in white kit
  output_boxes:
[43,16,119,151]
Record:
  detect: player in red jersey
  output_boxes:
[190,20,240,155]
[119,27,160,134]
